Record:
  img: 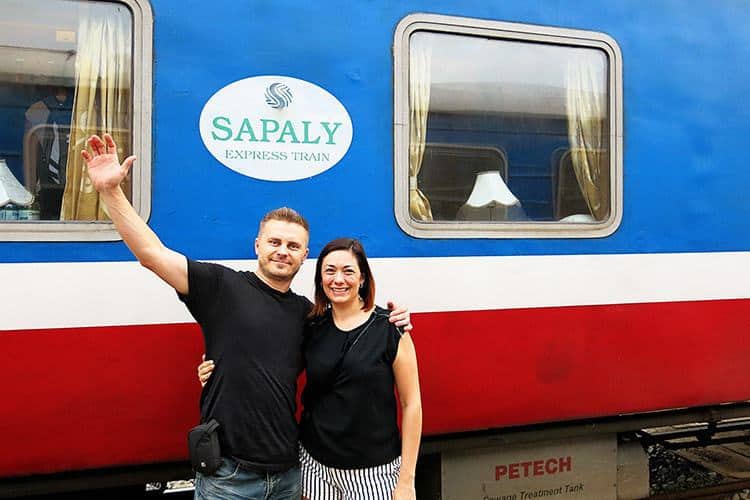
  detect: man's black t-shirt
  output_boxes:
[178,260,311,472]
[299,307,403,469]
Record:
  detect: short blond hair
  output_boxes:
[259,207,310,234]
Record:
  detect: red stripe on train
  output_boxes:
[3,299,750,477]
[3,323,204,477]
[415,299,750,434]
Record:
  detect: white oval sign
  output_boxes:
[199,76,353,181]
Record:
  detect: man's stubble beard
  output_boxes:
[257,258,301,284]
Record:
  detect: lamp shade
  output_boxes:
[465,170,518,208]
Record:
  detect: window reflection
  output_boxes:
[408,31,610,224]
[0,0,132,222]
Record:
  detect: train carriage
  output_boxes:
[1,0,749,497]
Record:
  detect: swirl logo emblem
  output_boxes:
[200,75,353,181]
[264,82,293,109]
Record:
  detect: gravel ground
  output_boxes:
[649,444,750,499]
[648,443,724,496]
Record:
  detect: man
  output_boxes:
[82,134,411,499]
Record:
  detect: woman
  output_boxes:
[200,238,422,500]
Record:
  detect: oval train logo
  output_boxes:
[199,76,353,181]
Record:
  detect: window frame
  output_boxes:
[0,0,153,242]
[393,13,623,239]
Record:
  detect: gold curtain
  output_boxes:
[408,35,433,221]
[61,5,132,220]
[565,58,609,221]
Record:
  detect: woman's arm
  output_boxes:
[392,333,422,500]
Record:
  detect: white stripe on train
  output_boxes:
[2,251,750,331]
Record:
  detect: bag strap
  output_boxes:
[203,419,220,433]
[340,314,377,359]
[303,312,380,412]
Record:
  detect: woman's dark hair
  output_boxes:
[309,238,375,318]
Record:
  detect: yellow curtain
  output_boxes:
[565,58,609,221]
[408,35,433,221]
[61,5,132,220]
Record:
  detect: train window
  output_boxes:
[393,14,623,238]
[0,0,152,241]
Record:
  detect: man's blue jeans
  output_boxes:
[195,457,301,500]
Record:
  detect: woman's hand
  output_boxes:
[393,481,416,500]
[197,355,215,387]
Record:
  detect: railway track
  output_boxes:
[649,482,750,499]
[644,419,750,500]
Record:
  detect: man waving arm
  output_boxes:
[84,134,188,294]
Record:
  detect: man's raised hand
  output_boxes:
[81,133,136,193]
[388,301,413,332]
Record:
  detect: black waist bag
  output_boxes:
[188,419,222,475]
